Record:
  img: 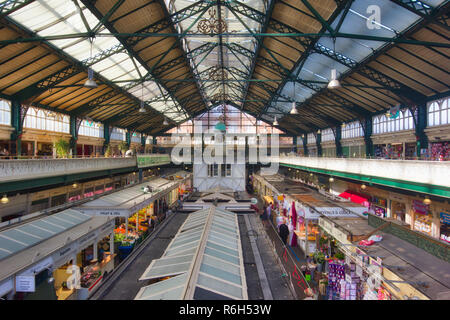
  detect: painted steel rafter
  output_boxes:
[80,0,208,121]
[0,0,34,17]
[389,0,449,31]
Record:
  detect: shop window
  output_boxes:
[30,198,49,212]
[84,187,94,198]
[131,132,141,143]
[51,194,66,207]
[23,107,69,133]
[226,164,232,177]
[0,99,11,126]
[428,98,449,127]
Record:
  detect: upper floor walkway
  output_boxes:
[275,154,450,198]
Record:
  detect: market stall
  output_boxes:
[75,173,192,261]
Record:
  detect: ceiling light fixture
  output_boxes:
[163,118,169,126]
[139,82,146,113]
[138,100,146,113]
[273,117,279,126]
[84,38,98,89]
[361,184,367,190]
[327,69,341,89]
[423,197,431,205]
[329,177,334,182]
[290,101,298,115]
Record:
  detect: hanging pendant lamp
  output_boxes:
[84,39,98,88]
[327,69,341,89]
[139,83,146,113]
[163,118,169,126]
[273,117,279,126]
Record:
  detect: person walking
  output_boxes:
[260,205,269,228]
[279,219,290,245]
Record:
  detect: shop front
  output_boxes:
[391,200,407,223]
[439,210,450,243]
[370,196,388,218]
[412,200,432,236]
[317,217,395,300]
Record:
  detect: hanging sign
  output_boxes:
[15,276,35,293]
[412,200,429,215]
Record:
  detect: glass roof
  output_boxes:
[135,207,247,300]
[0,209,91,261]
[277,0,445,109]
[9,0,188,122]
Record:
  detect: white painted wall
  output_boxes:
[193,162,246,192]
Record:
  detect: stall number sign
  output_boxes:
[440,212,450,225]
[15,276,35,293]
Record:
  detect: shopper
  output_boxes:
[279,219,289,245]
[260,206,269,228]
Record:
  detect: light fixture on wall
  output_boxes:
[309,173,313,177]
[329,177,334,182]
[361,184,367,190]
[72,183,78,189]
[1,194,9,204]
[273,117,279,126]
[423,197,431,205]
[327,69,341,89]
[84,38,98,89]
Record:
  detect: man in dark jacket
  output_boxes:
[279,220,290,245]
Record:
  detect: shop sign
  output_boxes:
[389,192,404,203]
[15,276,35,293]
[18,256,54,277]
[53,244,76,266]
[440,212,450,225]
[77,209,129,217]
[412,200,429,215]
[78,230,98,247]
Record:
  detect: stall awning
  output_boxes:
[339,190,370,207]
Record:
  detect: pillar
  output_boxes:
[103,122,110,155]
[141,134,146,154]
[363,116,373,158]
[292,136,297,153]
[69,116,79,157]
[414,104,428,158]
[93,240,98,260]
[125,131,131,148]
[302,135,308,156]
[110,232,114,255]
[153,136,157,153]
[335,126,342,157]
[316,132,322,157]
[10,100,22,157]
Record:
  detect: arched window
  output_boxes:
[0,99,11,126]
[79,120,104,138]
[428,98,449,127]
[23,107,69,133]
